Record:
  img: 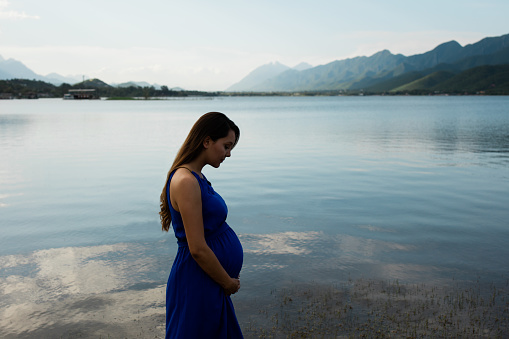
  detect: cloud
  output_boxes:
[0,0,39,20]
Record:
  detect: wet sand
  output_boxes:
[240,278,509,338]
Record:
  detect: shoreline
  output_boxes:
[240,277,509,338]
[1,236,509,338]
[1,276,507,338]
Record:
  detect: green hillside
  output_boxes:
[393,71,455,92]
[0,79,56,92]
[364,71,425,92]
[454,46,509,70]
[234,33,509,93]
[433,65,509,94]
[74,78,112,88]
[362,61,509,95]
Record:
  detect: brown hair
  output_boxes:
[159,112,240,231]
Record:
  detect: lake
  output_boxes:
[1,96,508,337]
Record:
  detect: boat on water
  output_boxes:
[63,89,99,100]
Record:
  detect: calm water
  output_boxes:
[1,96,508,337]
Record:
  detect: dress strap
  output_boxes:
[174,166,207,182]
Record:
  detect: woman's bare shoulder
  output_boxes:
[170,168,202,213]
[171,168,199,191]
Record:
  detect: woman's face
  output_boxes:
[205,129,236,168]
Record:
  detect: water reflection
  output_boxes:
[431,123,509,159]
[315,98,509,167]
[0,242,167,338]
[1,97,509,337]
[241,231,321,255]
[0,115,33,146]
[0,230,449,338]
[239,230,436,285]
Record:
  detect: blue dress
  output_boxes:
[166,169,244,339]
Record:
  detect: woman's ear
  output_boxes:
[203,136,211,148]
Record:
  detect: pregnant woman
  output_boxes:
[159,112,243,338]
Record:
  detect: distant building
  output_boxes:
[0,93,14,99]
[64,89,99,99]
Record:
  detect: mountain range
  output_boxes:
[2,33,508,93]
[227,33,509,93]
[226,62,312,91]
[0,55,82,85]
[0,56,162,88]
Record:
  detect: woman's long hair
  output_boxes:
[159,112,240,231]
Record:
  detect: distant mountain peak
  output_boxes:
[432,40,462,52]
[439,40,461,47]
[114,81,161,89]
[226,61,291,91]
[292,62,313,71]
[373,49,393,56]
[74,78,111,89]
[0,55,83,85]
[44,73,81,85]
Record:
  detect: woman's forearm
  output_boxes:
[190,245,239,294]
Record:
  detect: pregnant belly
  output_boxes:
[209,227,243,278]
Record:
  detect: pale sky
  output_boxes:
[0,0,507,91]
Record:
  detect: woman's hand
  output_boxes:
[224,277,240,296]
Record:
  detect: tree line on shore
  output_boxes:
[0,79,218,99]
[1,75,508,100]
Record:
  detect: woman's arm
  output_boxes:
[170,171,240,295]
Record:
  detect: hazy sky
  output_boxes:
[0,0,507,90]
